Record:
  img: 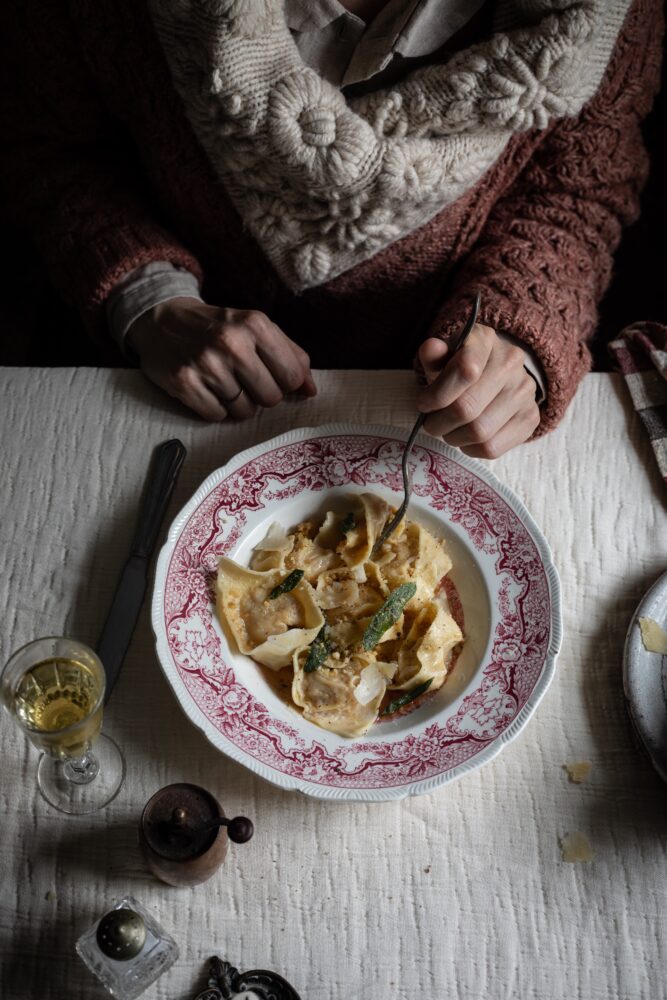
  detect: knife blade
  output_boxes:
[98,438,186,703]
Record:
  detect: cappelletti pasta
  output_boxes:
[216,493,464,738]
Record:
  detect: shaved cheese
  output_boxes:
[564,761,591,783]
[354,663,386,705]
[559,832,594,863]
[638,616,667,654]
[252,629,322,670]
[253,521,291,552]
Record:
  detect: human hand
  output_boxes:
[127,297,316,421]
[416,324,540,458]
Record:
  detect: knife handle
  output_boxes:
[131,439,187,559]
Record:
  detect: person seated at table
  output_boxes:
[1,0,662,456]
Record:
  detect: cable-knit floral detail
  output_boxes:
[148,0,633,290]
[269,71,379,190]
[379,145,446,200]
[292,242,332,286]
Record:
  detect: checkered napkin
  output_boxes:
[609,321,667,486]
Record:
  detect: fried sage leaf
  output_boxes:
[361,582,417,651]
[380,678,433,716]
[269,569,304,599]
[304,625,332,673]
[340,512,356,534]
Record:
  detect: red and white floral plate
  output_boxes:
[151,425,561,801]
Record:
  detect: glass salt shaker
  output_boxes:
[76,895,178,999]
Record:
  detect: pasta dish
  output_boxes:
[216,493,463,738]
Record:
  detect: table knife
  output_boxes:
[98,438,186,703]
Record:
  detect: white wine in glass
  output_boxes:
[2,637,125,814]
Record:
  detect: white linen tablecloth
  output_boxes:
[0,368,666,1000]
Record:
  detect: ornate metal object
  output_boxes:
[194,956,301,1000]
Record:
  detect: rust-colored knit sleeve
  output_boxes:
[0,0,202,352]
[427,0,664,436]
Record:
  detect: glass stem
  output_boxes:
[63,749,100,785]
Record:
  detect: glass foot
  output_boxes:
[37,733,126,814]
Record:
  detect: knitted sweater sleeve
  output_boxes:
[427,0,664,436]
[0,1,202,352]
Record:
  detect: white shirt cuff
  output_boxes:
[106,262,202,356]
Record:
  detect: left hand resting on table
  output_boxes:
[416,324,541,458]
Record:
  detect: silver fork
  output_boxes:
[371,290,482,558]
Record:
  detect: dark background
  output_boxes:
[1,48,665,371]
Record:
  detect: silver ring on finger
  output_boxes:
[225,386,244,404]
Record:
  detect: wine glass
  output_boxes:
[1,636,125,814]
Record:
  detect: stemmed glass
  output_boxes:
[1,636,125,814]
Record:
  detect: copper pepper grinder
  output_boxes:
[139,782,253,887]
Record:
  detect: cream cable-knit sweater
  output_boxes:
[149,0,632,290]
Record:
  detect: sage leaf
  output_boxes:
[361,582,417,651]
[268,569,304,599]
[304,625,331,673]
[340,512,355,534]
[380,678,433,716]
